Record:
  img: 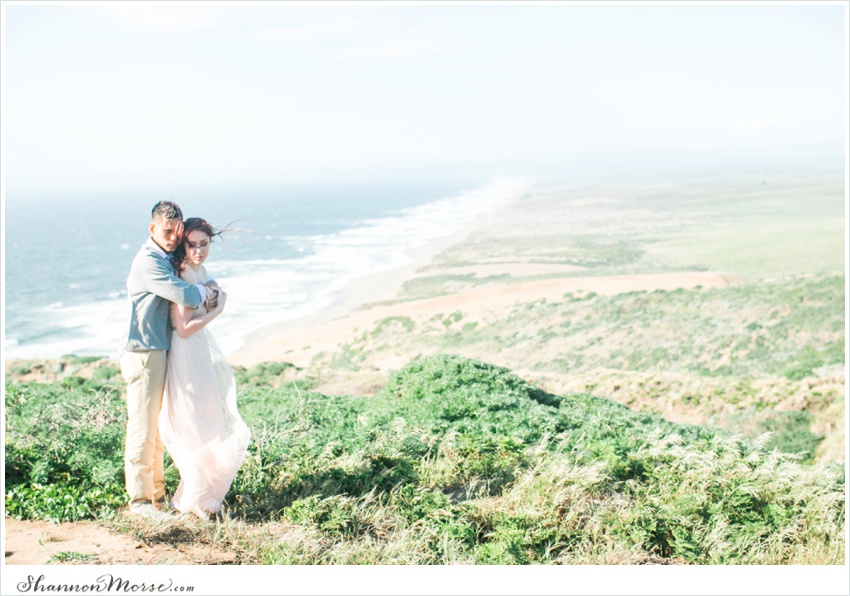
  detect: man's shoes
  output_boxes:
[155,496,177,512]
[128,500,173,521]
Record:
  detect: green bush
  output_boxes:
[5,379,127,521]
[233,361,301,387]
[714,409,824,462]
[377,354,561,441]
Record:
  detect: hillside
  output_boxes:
[4,354,845,564]
[4,172,845,566]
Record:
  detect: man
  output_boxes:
[120,200,218,518]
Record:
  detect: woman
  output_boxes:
[159,217,251,519]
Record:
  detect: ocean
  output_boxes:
[3,178,530,360]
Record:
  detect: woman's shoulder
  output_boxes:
[179,265,204,284]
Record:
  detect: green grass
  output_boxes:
[642,218,845,280]
[5,354,844,564]
[60,355,106,365]
[233,361,304,388]
[709,409,824,463]
[47,551,96,564]
[400,274,845,381]
[422,173,844,287]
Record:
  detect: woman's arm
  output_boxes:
[172,290,227,339]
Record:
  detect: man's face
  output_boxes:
[149,217,184,253]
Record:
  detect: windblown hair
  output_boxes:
[171,217,222,273]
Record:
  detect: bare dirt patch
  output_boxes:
[4,517,193,565]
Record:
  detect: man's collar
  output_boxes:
[146,237,169,259]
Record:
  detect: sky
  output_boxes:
[1,1,847,196]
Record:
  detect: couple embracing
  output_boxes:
[119,200,250,520]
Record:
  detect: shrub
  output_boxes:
[5,381,127,522]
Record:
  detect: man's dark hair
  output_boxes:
[151,200,183,222]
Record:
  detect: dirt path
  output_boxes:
[4,517,194,565]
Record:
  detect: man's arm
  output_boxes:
[142,254,204,308]
[200,265,220,309]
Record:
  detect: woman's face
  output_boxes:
[185,229,211,267]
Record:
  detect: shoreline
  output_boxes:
[3,179,532,364]
[6,172,844,369]
[231,223,475,359]
[195,169,844,370]
[227,187,524,362]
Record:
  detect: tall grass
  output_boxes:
[4,355,844,564]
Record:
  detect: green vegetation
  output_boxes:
[5,355,844,564]
[233,361,304,388]
[642,218,846,280]
[374,316,416,334]
[384,274,846,382]
[47,551,96,564]
[5,377,127,522]
[415,173,844,295]
[710,409,824,463]
[60,355,106,365]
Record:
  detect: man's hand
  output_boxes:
[205,290,219,311]
[204,281,221,311]
[214,290,228,313]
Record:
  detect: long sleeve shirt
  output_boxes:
[124,238,207,352]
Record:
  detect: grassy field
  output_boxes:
[4,355,845,564]
[404,170,844,287]
[641,218,845,279]
[296,273,845,464]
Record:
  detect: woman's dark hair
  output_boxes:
[171,217,222,272]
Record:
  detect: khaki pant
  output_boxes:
[120,350,167,504]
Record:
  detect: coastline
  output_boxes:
[3,178,533,363]
[229,221,476,362]
[226,169,846,396]
[225,177,539,363]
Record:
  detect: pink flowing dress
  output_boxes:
[159,265,250,517]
